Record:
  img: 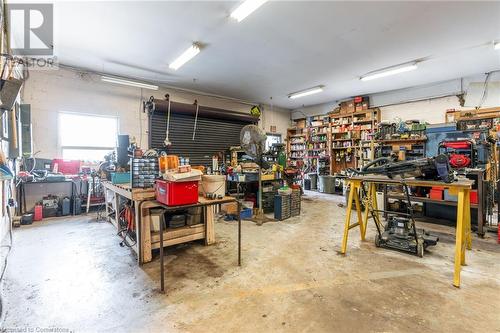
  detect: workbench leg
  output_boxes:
[362,184,380,239]
[159,205,165,293]
[134,201,141,264]
[205,205,216,245]
[362,184,371,239]
[341,182,358,254]
[371,185,380,227]
[353,187,365,241]
[464,190,472,251]
[453,190,466,288]
[105,189,110,222]
[340,181,363,254]
[238,200,241,266]
[114,193,120,231]
[140,203,153,264]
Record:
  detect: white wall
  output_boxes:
[21,68,291,159]
[291,71,500,123]
[291,95,462,124]
[379,96,461,124]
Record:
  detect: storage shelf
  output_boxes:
[332,146,358,150]
[353,119,376,124]
[387,194,478,209]
[379,138,426,143]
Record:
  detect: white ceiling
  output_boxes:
[41,1,500,108]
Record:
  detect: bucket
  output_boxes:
[308,173,318,191]
[318,176,335,194]
[200,175,226,198]
[242,201,254,209]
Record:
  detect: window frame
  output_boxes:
[58,112,119,160]
[265,132,282,151]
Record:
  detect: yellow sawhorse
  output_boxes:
[340,176,473,288]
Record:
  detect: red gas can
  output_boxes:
[34,205,43,221]
[155,180,198,206]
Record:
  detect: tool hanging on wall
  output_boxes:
[163,94,172,146]
[192,99,199,141]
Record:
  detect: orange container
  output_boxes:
[166,155,179,170]
[159,155,167,173]
[429,187,443,200]
[159,155,179,172]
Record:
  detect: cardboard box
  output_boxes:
[222,202,238,215]
[296,119,306,129]
[150,209,165,232]
[354,96,369,112]
[340,100,355,113]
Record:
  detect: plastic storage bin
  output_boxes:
[443,189,458,202]
[240,208,253,219]
[111,172,131,184]
[155,180,198,206]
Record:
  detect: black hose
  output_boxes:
[361,157,392,172]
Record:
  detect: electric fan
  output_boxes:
[240,125,274,225]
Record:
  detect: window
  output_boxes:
[59,113,118,162]
[265,133,281,151]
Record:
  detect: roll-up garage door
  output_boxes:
[149,110,255,167]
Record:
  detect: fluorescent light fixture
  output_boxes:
[361,62,418,81]
[101,76,158,90]
[230,0,268,22]
[169,43,201,70]
[288,86,324,99]
[495,42,500,50]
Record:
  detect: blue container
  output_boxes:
[111,172,131,184]
[62,197,71,216]
[443,189,458,202]
[240,208,253,219]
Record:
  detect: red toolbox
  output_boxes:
[470,190,478,204]
[429,187,444,200]
[155,179,198,206]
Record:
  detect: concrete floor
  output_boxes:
[3,191,500,332]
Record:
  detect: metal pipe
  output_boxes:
[144,96,258,123]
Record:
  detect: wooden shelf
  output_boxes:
[353,119,376,124]
[387,194,478,209]
[332,146,358,150]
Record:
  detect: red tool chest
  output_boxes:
[155,180,198,206]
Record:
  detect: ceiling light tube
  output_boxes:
[361,62,418,81]
[101,76,159,90]
[231,0,268,22]
[288,86,324,99]
[169,43,201,70]
[495,42,500,50]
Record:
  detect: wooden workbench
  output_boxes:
[340,175,474,288]
[140,196,239,265]
[101,181,156,261]
[102,182,241,267]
